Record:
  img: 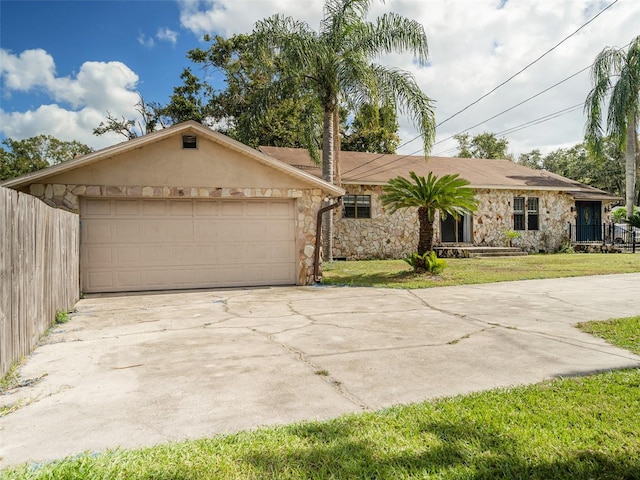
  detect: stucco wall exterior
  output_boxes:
[24,182,324,285]
[334,185,589,259]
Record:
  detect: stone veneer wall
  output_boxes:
[24,182,324,285]
[472,189,576,252]
[333,185,418,260]
[334,186,587,259]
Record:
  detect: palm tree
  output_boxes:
[380,171,477,255]
[585,35,640,221]
[251,0,436,260]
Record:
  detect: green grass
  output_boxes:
[3,317,639,480]
[578,316,640,355]
[322,253,640,288]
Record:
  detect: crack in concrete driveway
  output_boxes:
[1,274,639,468]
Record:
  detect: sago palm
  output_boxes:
[585,35,640,220]
[380,171,477,255]
[251,0,435,259]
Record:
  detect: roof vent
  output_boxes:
[182,135,197,149]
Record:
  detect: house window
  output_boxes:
[182,135,197,149]
[513,196,539,231]
[527,197,539,231]
[343,195,371,218]
[514,197,525,230]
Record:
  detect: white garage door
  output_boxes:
[80,198,297,293]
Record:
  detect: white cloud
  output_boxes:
[176,0,640,158]
[137,33,155,47]
[178,0,324,38]
[139,27,178,47]
[0,48,56,92]
[0,49,141,149]
[156,27,178,44]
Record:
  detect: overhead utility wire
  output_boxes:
[343,62,590,176]
[352,103,583,181]
[431,0,618,129]
[341,0,619,177]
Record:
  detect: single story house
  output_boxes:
[2,121,344,293]
[260,146,620,259]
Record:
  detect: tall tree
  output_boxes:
[186,34,322,149]
[160,68,215,126]
[542,140,625,197]
[454,132,511,159]
[94,93,168,140]
[381,171,477,259]
[251,0,436,259]
[585,35,640,221]
[517,149,543,169]
[342,103,400,154]
[0,135,92,180]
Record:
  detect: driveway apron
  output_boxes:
[1,273,639,467]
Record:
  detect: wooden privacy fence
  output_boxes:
[0,187,80,376]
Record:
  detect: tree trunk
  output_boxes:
[624,113,637,221]
[417,206,434,255]
[333,108,341,187]
[322,108,335,261]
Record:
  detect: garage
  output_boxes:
[3,121,344,291]
[80,197,296,293]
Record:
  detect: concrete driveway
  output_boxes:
[2,273,640,467]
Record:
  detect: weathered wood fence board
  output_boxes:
[0,187,79,376]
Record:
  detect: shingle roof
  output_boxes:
[259,146,620,200]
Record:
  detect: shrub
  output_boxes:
[629,213,640,228]
[404,251,447,274]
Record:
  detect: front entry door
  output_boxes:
[576,201,601,241]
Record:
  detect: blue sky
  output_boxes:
[1,0,638,156]
[1,1,194,111]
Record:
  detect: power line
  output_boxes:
[343,62,590,176]
[340,0,619,177]
[433,0,618,129]
[352,103,583,181]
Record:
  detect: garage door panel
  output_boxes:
[114,220,142,242]
[83,246,113,265]
[80,198,297,292]
[83,223,113,243]
[83,198,112,215]
[269,201,293,217]
[194,201,219,217]
[142,201,168,215]
[221,201,244,216]
[169,201,193,216]
[115,200,141,215]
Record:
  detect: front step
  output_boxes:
[468,251,529,258]
[434,246,527,258]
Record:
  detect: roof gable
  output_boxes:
[2,122,344,196]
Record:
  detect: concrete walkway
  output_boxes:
[2,274,640,467]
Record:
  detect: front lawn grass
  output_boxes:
[578,316,640,355]
[3,317,639,480]
[322,253,640,288]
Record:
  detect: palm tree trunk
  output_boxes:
[624,113,637,221]
[322,108,335,261]
[417,206,434,255]
[333,108,341,187]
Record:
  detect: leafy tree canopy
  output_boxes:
[1,135,92,181]
[454,132,511,159]
[182,33,323,150]
[342,103,400,154]
[94,93,168,140]
[584,34,640,221]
